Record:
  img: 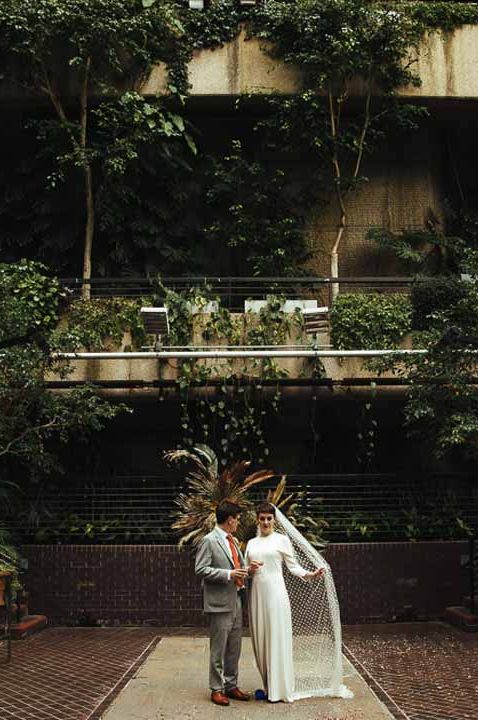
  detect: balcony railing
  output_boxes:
[60,276,416,310]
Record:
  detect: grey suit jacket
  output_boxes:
[195,528,246,613]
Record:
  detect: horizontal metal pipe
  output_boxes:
[54,349,427,360]
[59,275,423,285]
[45,377,414,389]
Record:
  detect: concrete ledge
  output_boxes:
[142,26,478,100]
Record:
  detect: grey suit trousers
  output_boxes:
[207,593,242,692]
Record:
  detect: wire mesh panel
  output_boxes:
[6,473,478,545]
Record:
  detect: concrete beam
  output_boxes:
[142,26,478,100]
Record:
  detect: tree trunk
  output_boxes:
[330,246,340,304]
[327,75,372,305]
[328,87,346,304]
[80,57,93,300]
[41,59,94,299]
[82,162,94,300]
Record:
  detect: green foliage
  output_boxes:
[158,283,210,346]
[402,342,478,459]
[368,226,466,275]
[94,92,196,178]
[0,260,63,343]
[405,2,478,33]
[252,0,422,90]
[330,293,412,350]
[0,261,123,481]
[203,306,242,345]
[204,140,311,276]
[54,297,147,351]
[21,510,161,544]
[411,277,478,332]
[368,227,478,460]
[0,0,187,93]
[183,0,245,49]
[0,543,21,592]
[2,1,478,280]
[326,492,474,542]
[154,291,295,462]
[0,0,193,284]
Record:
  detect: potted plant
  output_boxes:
[0,544,19,607]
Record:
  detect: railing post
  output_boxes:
[470,536,476,615]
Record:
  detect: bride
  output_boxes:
[245,502,353,703]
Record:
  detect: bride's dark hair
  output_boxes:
[256,501,275,516]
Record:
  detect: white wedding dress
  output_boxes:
[245,532,307,702]
[245,517,353,703]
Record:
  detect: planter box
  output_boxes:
[186,301,219,314]
[245,299,319,313]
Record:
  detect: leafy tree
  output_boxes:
[0,0,193,295]
[401,335,478,462]
[254,0,427,296]
[367,225,466,276]
[204,140,311,276]
[0,261,122,482]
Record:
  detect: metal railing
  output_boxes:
[7,473,478,545]
[60,276,415,310]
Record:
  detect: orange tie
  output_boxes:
[226,534,244,588]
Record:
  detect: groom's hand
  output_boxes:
[231,568,248,581]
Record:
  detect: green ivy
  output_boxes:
[54,297,147,351]
[331,293,412,350]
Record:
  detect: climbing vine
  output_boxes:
[150,289,306,464]
[2,1,478,281]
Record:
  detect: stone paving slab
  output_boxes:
[100,636,394,720]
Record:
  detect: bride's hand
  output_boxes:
[248,560,263,574]
[305,568,325,581]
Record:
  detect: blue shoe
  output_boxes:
[255,689,267,701]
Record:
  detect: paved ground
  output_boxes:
[100,636,392,720]
[343,623,478,720]
[0,628,159,720]
[1,624,477,720]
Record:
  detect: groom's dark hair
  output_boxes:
[216,500,241,524]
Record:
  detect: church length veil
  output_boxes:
[273,505,353,700]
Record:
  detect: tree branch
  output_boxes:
[0,418,59,458]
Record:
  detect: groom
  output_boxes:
[195,500,250,706]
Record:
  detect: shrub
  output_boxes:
[411,277,478,332]
[330,293,412,350]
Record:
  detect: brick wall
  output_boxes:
[22,541,470,626]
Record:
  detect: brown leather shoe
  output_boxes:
[211,691,230,706]
[226,687,250,701]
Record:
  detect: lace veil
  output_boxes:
[273,505,353,700]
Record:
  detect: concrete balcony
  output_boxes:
[47,277,415,394]
[142,26,478,100]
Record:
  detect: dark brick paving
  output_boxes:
[0,627,159,720]
[343,623,478,720]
